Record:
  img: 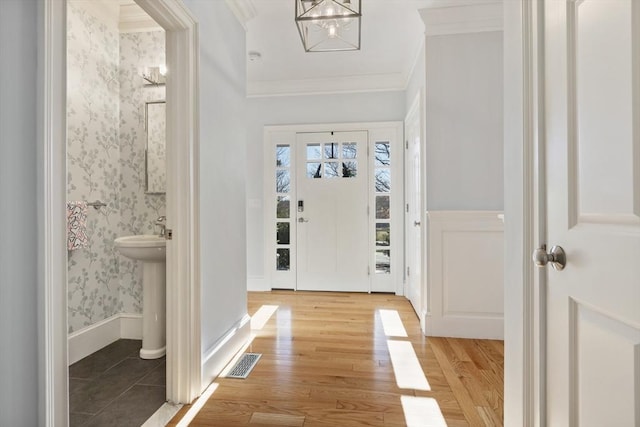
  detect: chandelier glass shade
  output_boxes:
[295,0,361,52]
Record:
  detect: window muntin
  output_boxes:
[306,142,358,179]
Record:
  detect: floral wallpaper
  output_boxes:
[118,30,166,314]
[67,0,166,333]
[145,102,167,193]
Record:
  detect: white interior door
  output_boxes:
[296,131,369,292]
[545,1,640,425]
[405,104,423,325]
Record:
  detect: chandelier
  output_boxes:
[295,0,361,52]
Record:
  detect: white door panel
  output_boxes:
[545,0,640,425]
[296,131,369,292]
[405,100,423,326]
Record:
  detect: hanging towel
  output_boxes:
[67,201,89,251]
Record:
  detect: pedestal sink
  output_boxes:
[114,235,166,359]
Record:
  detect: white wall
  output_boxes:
[246,91,406,284]
[182,0,249,356]
[425,31,504,211]
[0,1,40,425]
[419,13,504,339]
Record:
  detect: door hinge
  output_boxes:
[407,266,410,277]
[406,203,409,213]
[367,206,370,216]
[406,140,409,149]
[166,229,173,240]
[367,266,371,276]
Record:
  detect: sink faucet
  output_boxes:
[155,216,166,237]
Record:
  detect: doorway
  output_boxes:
[65,0,168,423]
[265,122,404,295]
[404,94,425,330]
[42,0,200,424]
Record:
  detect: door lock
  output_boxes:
[298,217,309,223]
[532,244,566,271]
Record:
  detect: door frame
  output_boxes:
[263,122,404,295]
[404,91,427,333]
[504,1,546,426]
[39,0,201,424]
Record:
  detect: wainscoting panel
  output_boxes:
[427,211,504,339]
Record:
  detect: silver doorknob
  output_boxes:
[298,217,309,223]
[414,220,421,226]
[532,245,566,271]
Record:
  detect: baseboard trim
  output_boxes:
[201,314,252,389]
[426,316,504,340]
[247,276,270,292]
[68,313,143,365]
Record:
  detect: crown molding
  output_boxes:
[247,72,407,98]
[419,1,503,36]
[225,0,258,31]
[119,2,163,33]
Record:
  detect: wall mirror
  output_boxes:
[145,101,166,194]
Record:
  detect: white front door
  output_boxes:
[295,131,370,292]
[545,1,640,425]
[405,102,423,326]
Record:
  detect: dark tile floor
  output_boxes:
[69,339,166,427]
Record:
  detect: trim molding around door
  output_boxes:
[504,0,544,426]
[135,0,203,404]
[40,2,201,425]
[38,1,68,425]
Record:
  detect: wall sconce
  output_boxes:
[295,0,361,52]
[142,65,167,85]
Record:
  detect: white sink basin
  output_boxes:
[114,235,165,262]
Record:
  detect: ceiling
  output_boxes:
[122,0,494,97]
[245,0,435,97]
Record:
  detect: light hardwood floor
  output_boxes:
[168,291,503,426]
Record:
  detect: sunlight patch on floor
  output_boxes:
[378,309,408,337]
[401,396,448,427]
[174,382,219,427]
[387,340,431,391]
[251,304,279,330]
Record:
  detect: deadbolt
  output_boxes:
[532,244,566,271]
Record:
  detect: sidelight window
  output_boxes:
[276,144,291,270]
[374,141,391,274]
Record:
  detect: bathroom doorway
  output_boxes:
[42,0,201,424]
[65,1,169,424]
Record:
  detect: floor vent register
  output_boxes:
[226,353,262,379]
